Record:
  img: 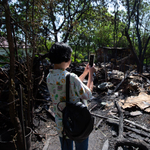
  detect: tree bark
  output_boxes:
[3,1,25,149]
[3,0,16,126]
[125,28,141,72]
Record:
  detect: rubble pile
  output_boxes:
[89,63,150,150]
[0,60,150,150]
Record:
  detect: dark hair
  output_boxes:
[48,42,72,64]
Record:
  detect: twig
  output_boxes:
[0,67,9,78]
[39,71,44,85]
[0,99,19,109]
[89,103,97,112]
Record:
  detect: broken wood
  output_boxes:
[115,101,123,138]
[113,70,130,92]
[114,100,149,150]
[102,139,109,150]
[33,129,43,139]
[42,136,51,150]
[139,73,150,84]
[114,138,149,150]
[92,112,150,133]
[89,103,97,112]
[38,115,49,122]
[44,107,55,122]
[38,71,44,85]
[0,67,9,78]
[117,54,131,64]
[95,119,103,130]
[106,119,150,138]
[34,99,49,102]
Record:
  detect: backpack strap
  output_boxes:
[61,74,70,149]
[66,74,70,103]
[57,74,70,112]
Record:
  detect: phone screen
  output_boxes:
[89,54,94,67]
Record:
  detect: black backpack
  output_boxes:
[58,74,94,143]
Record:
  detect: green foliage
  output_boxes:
[76,58,82,63]
[71,55,75,62]
[0,54,9,67]
[2,0,149,69]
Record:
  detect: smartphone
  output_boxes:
[89,54,95,67]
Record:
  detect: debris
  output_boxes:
[113,70,130,92]
[98,82,113,90]
[89,103,98,112]
[92,112,150,133]
[102,139,109,150]
[42,136,51,150]
[109,70,124,80]
[114,101,149,150]
[119,92,150,112]
[95,119,103,130]
[130,111,142,116]
[1,59,150,149]
[111,126,117,137]
[101,101,114,108]
[44,107,55,122]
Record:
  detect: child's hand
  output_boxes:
[84,63,90,75]
[89,65,96,75]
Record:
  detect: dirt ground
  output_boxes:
[31,99,114,150]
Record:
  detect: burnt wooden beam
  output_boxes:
[89,103,97,112]
[115,101,123,138]
[113,70,130,92]
[44,107,55,122]
[92,112,150,133]
[107,119,150,138]
[0,67,9,78]
[115,138,149,150]
[107,101,150,150]
[95,119,103,130]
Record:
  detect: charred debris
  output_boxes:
[0,58,150,150]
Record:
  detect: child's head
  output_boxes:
[49,42,72,64]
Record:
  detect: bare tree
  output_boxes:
[123,0,150,73]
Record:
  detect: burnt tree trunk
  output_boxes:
[3,0,24,149]
[3,0,16,128]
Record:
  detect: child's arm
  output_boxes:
[79,64,89,82]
